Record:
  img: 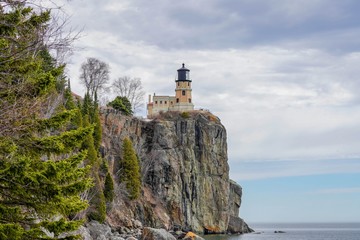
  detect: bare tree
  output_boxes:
[0,0,81,66]
[80,57,110,100]
[112,76,145,113]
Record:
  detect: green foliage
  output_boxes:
[64,80,76,110]
[92,101,102,151]
[0,144,92,238]
[181,111,190,118]
[31,126,93,155]
[108,96,133,115]
[0,4,61,137]
[104,172,115,203]
[37,109,77,131]
[73,101,84,128]
[82,93,92,116]
[81,116,98,168]
[87,176,106,223]
[0,4,92,239]
[120,138,141,200]
[79,93,108,222]
[42,218,83,239]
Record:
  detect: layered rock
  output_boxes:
[101,110,252,234]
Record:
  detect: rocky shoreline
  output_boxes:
[71,220,252,240]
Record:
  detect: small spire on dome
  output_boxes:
[182,63,185,68]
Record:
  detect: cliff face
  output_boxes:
[101,110,251,234]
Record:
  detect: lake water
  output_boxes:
[202,223,360,240]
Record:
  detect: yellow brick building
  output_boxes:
[147,64,194,118]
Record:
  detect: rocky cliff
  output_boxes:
[100,110,252,234]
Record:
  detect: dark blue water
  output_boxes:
[203,223,360,240]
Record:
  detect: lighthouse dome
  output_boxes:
[176,63,191,81]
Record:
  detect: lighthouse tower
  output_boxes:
[172,63,194,111]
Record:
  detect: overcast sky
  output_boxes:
[58,0,360,223]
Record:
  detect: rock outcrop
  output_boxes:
[227,180,253,233]
[141,227,176,240]
[101,110,252,234]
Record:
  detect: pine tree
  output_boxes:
[0,102,94,239]
[121,138,141,200]
[82,93,93,117]
[104,172,115,203]
[80,92,107,222]
[0,4,92,239]
[87,175,106,223]
[64,79,76,110]
[92,93,102,151]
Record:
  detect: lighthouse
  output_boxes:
[173,63,194,111]
[147,63,194,118]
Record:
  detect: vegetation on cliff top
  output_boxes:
[107,96,133,116]
[154,110,221,123]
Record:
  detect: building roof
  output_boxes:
[177,63,189,71]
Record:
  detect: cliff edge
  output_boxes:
[101,110,252,234]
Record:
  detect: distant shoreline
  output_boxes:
[248,222,360,230]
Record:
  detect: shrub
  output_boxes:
[108,96,133,115]
[181,111,190,118]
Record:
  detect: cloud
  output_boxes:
[230,158,360,181]
[313,187,360,194]
[55,0,360,181]
[59,0,360,51]
[64,28,360,165]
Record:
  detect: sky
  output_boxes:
[53,0,360,223]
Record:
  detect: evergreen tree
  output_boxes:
[80,112,106,223]
[64,79,76,110]
[87,175,106,223]
[81,115,98,167]
[73,99,84,128]
[0,4,92,239]
[107,96,133,115]
[104,172,115,203]
[82,93,93,117]
[92,93,102,151]
[121,138,141,200]
[80,93,107,222]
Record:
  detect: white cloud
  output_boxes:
[313,187,360,194]
[230,158,360,181]
[65,29,360,166]
[103,1,134,13]
[54,0,360,181]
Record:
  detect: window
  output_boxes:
[155,101,158,104]
[160,101,162,104]
[165,101,167,104]
[177,82,179,87]
[176,98,179,103]
[171,101,173,104]
[188,82,190,86]
[189,98,191,103]
[182,90,186,96]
